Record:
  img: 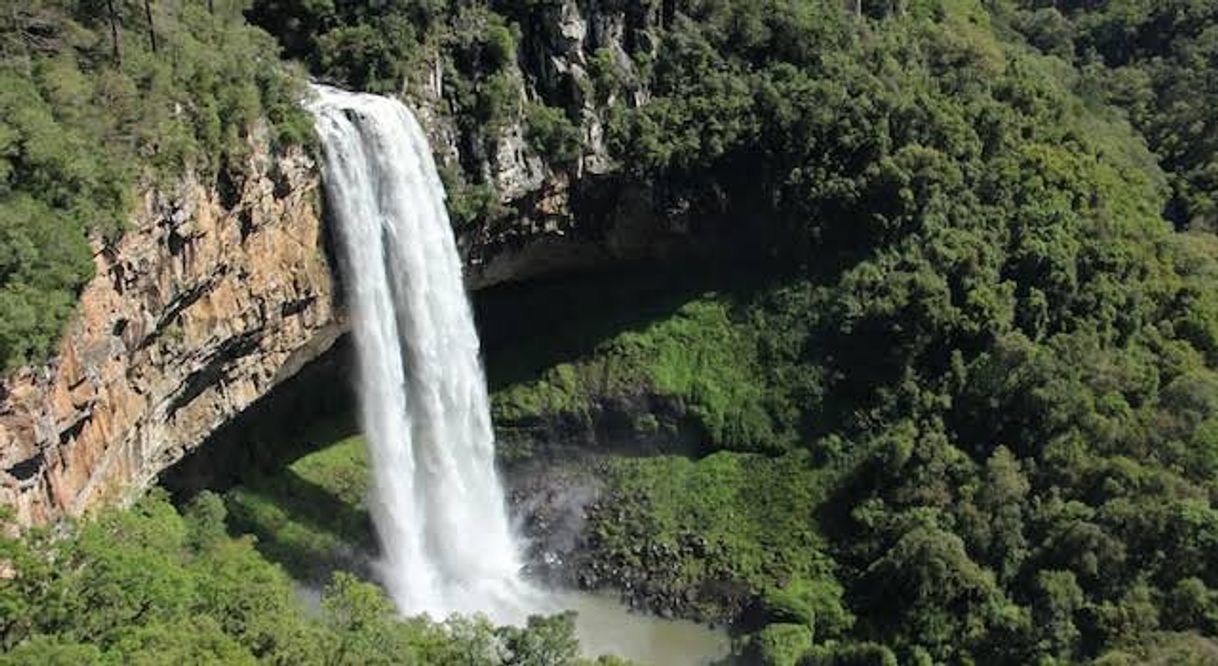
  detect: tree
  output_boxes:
[105,0,120,62]
[0,635,103,665]
[184,491,228,553]
[142,0,156,53]
[1031,570,1085,660]
[499,612,581,666]
[321,573,415,665]
[59,495,194,645]
[106,616,256,665]
[752,623,813,666]
[861,526,1005,659]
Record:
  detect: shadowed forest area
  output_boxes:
[5,0,1218,664]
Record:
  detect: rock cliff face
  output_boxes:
[0,137,339,526]
[414,0,707,289]
[0,0,711,526]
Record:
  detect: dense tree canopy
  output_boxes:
[0,0,310,369]
[0,492,602,665]
[5,0,1218,664]
[1011,0,1218,231]
[470,0,1218,662]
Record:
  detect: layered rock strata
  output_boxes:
[0,140,338,526]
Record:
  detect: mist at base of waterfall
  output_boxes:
[309,85,528,622]
[306,85,730,661]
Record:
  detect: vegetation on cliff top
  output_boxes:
[0,0,310,370]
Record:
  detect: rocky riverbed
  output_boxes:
[505,452,757,628]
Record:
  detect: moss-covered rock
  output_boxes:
[753,623,814,666]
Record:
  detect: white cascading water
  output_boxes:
[307,85,536,622]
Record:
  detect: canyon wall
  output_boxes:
[416,0,704,288]
[0,0,709,526]
[0,136,340,526]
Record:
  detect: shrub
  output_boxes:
[525,102,581,167]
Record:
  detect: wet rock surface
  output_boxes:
[497,391,710,465]
[506,453,755,628]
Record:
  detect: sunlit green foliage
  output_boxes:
[493,294,801,454]
[224,433,373,583]
[588,451,841,620]
[474,1,1218,662]
[0,1,310,369]
[0,491,605,665]
[4,0,1218,664]
[752,623,813,666]
[1006,0,1218,230]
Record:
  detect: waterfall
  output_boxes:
[307,85,533,621]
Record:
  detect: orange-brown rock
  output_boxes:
[0,138,340,526]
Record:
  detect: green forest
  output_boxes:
[5,0,1218,664]
[0,486,616,665]
[0,0,311,368]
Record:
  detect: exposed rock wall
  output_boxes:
[414,0,708,290]
[0,138,339,526]
[0,0,717,526]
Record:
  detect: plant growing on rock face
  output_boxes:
[0,0,310,371]
[438,162,509,230]
[587,47,624,105]
[440,5,523,145]
[525,101,581,168]
[476,69,523,132]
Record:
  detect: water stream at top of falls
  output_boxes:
[307,84,535,622]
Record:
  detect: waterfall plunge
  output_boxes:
[308,85,536,622]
